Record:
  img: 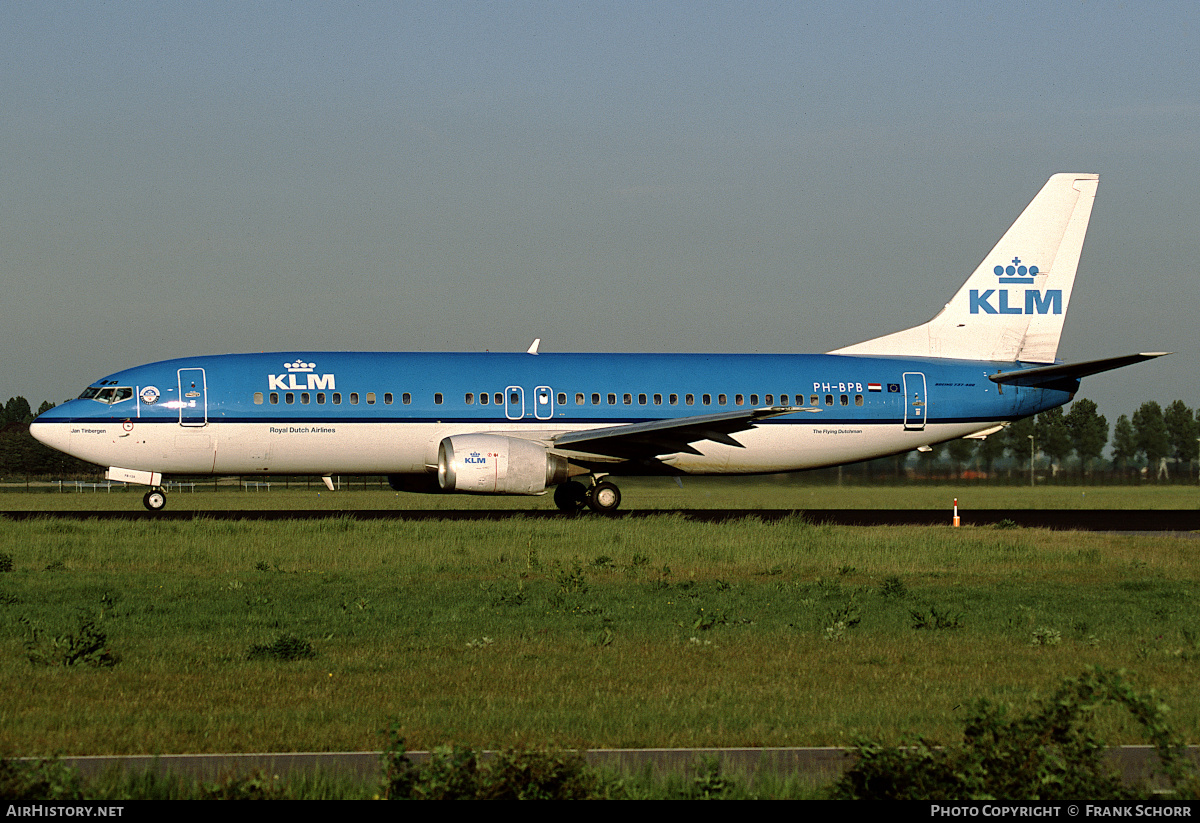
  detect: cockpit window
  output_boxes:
[82,386,134,404]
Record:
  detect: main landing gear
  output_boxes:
[143,488,167,512]
[553,477,622,514]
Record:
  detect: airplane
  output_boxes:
[30,173,1165,512]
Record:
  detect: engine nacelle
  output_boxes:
[438,434,569,495]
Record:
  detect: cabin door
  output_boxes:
[902,372,927,431]
[177,368,208,427]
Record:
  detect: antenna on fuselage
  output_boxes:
[526,338,541,355]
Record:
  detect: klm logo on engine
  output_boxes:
[969,257,1062,315]
[267,360,336,391]
[465,452,487,465]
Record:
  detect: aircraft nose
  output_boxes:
[29,419,71,452]
[30,405,77,453]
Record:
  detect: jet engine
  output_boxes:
[438,434,569,495]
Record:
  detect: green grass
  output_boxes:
[2,477,1197,510]
[2,514,1198,757]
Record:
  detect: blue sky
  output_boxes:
[3,2,1196,426]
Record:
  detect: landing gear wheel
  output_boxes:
[554,480,588,513]
[587,481,621,513]
[143,489,167,512]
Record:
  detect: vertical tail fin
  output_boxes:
[830,173,1099,363]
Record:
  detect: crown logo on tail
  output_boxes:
[995,257,1039,284]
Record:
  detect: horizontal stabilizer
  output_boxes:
[989,352,1169,391]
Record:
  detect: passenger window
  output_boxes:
[669,394,678,405]
[840,394,848,406]
[653,394,662,405]
[403,393,412,405]
[254,392,264,405]
[285,392,295,405]
[637,393,646,405]
[811,395,819,406]
[608,393,616,405]
[332,392,341,405]
[384,393,393,405]
[825,395,833,406]
[494,393,503,405]
[269,392,279,405]
[465,393,474,405]
[301,392,310,405]
[435,393,444,405]
[576,393,586,405]
[702,394,711,405]
[718,394,727,405]
[350,393,359,405]
[855,394,864,406]
[558,392,567,405]
[750,394,759,405]
[685,394,694,405]
[735,394,744,406]
[592,393,601,405]
[479,392,488,405]
[317,392,326,404]
[366,392,376,405]
[778,394,787,405]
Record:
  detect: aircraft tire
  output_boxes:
[587,481,621,513]
[143,489,167,512]
[553,481,588,513]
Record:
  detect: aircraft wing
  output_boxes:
[550,407,813,460]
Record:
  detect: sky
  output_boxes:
[2,1,1197,427]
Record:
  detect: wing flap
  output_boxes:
[551,407,810,459]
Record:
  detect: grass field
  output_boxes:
[2,501,1198,758]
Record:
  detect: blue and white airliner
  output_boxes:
[31,174,1164,512]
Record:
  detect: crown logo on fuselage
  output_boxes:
[994,257,1039,284]
[269,360,335,392]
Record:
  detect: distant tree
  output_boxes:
[946,438,976,477]
[976,427,1007,474]
[1163,400,1198,471]
[1035,407,1072,476]
[1111,415,1137,475]
[3,397,33,427]
[1064,399,1108,476]
[1132,401,1170,477]
[1004,416,1037,477]
[36,400,55,417]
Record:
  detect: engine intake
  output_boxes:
[438,434,569,495]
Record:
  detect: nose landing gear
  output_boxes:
[143,488,167,512]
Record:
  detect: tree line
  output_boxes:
[0,397,98,479]
[2,394,1198,482]
[919,398,1199,481]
